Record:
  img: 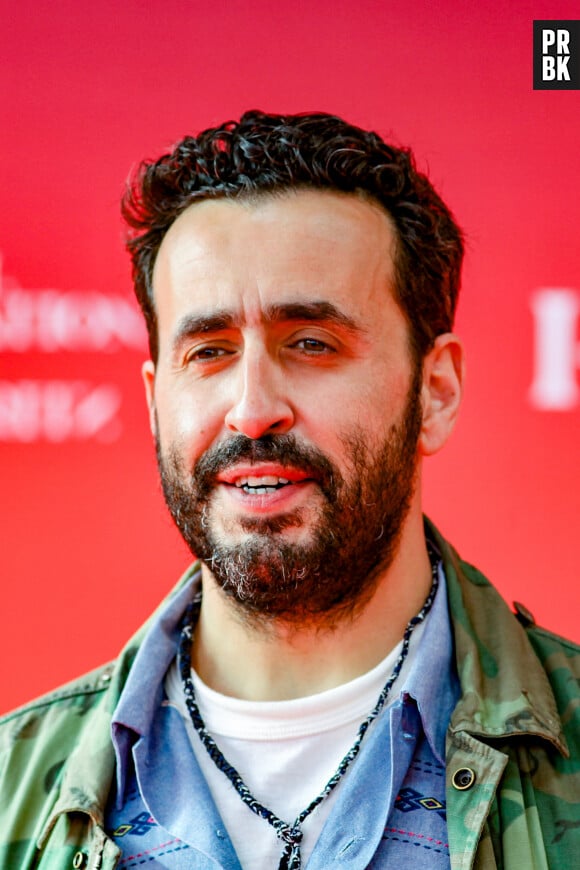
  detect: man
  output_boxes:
[0,111,578,869]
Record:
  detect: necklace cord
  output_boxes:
[178,546,440,869]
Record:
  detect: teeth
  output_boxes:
[234,475,290,488]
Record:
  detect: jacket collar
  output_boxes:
[426,518,568,756]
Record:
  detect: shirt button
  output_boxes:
[72,852,87,869]
[452,767,476,790]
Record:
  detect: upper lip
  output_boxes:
[216,464,315,485]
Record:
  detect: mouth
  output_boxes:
[215,464,317,506]
[233,474,294,495]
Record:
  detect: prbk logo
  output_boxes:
[533,21,580,89]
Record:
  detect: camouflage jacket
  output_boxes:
[1,521,579,869]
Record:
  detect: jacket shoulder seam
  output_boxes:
[526,625,580,653]
[0,661,116,725]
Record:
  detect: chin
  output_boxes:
[217,508,310,540]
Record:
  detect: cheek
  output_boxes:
[359,361,414,417]
[314,368,411,454]
[154,384,219,459]
[294,382,344,445]
[308,370,390,421]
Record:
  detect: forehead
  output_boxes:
[152,189,400,329]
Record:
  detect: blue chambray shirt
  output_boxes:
[106,562,459,868]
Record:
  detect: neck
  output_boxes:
[192,508,432,701]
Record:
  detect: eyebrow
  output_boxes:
[171,301,367,351]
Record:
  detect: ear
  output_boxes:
[419,333,465,456]
[141,360,158,438]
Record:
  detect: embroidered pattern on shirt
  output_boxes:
[394,786,446,821]
[382,826,449,854]
[118,838,191,866]
[113,810,158,837]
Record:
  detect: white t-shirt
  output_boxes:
[164,617,426,868]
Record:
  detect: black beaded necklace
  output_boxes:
[178,549,440,870]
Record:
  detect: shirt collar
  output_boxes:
[399,560,459,764]
[111,566,202,802]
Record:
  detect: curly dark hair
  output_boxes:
[122,110,463,363]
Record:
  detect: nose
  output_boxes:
[224,346,295,439]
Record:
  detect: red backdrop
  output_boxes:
[1,0,579,714]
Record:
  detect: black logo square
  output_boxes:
[534,20,580,89]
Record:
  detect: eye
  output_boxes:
[185,344,233,363]
[291,336,336,355]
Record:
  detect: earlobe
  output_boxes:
[418,333,465,456]
[141,360,158,438]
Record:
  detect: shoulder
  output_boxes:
[427,517,580,760]
[0,656,135,859]
[0,661,119,860]
[429,517,580,659]
[524,622,580,712]
[450,541,580,678]
[0,661,115,760]
[1,662,115,723]
[0,562,201,742]
[524,619,580,677]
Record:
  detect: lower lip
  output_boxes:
[218,481,316,514]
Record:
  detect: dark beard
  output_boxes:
[157,366,423,625]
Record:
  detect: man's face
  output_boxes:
[145,190,425,623]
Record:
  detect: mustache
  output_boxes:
[191,434,338,498]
